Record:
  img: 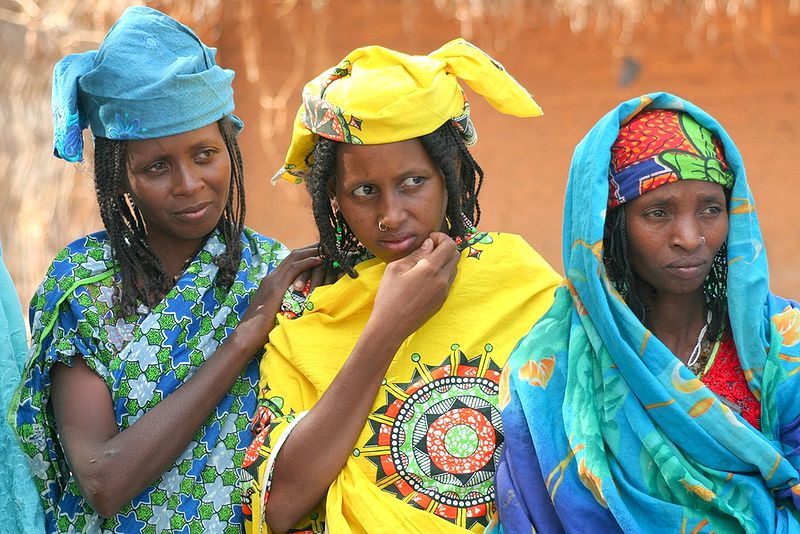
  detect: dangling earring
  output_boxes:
[461,212,477,234]
[332,210,346,269]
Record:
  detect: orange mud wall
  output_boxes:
[210,0,798,296]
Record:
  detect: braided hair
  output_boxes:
[305,120,484,277]
[603,205,728,340]
[93,117,246,316]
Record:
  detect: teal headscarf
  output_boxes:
[52,5,242,162]
[494,93,800,533]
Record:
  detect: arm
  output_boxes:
[265,233,460,531]
[50,246,323,518]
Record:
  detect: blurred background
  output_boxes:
[1,0,798,314]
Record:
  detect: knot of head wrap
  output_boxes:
[608,109,734,208]
[274,38,542,184]
[51,5,241,162]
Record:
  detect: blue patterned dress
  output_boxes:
[13,228,285,533]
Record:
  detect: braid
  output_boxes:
[419,121,484,241]
[304,138,362,277]
[94,137,168,316]
[603,207,648,322]
[213,117,246,288]
[93,117,245,316]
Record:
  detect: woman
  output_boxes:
[241,40,561,533]
[495,93,800,533]
[12,7,321,533]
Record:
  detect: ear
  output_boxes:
[327,179,338,211]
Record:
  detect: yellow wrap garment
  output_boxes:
[241,232,560,533]
[273,38,542,184]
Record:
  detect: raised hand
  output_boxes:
[370,232,460,345]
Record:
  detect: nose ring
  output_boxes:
[378,220,388,232]
[700,236,706,245]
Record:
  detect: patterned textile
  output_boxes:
[13,228,285,533]
[0,240,45,532]
[608,109,734,209]
[240,232,561,533]
[52,6,241,163]
[274,39,542,184]
[493,93,800,534]
[700,327,761,429]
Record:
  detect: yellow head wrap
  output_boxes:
[273,38,543,184]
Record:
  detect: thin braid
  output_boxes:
[94,137,167,316]
[304,138,361,277]
[93,117,245,316]
[603,207,648,321]
[214,118,246,288]
[419,120,484,240]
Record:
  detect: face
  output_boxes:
[125,122,231,262]
[333,138,448,264]
[624,180,728,298]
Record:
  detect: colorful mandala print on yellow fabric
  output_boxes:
[358,346,503,530]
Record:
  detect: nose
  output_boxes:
[377,191,407,230]
[172,163,203,196]
[670,215,704,251]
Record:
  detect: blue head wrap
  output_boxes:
[52,5,242,162]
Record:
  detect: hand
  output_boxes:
[289,248,340,294]
[369,232,459,344]
[236,244,323,353]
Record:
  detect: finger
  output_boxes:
[279,256,324,285]
[308,263,327,292]
[284,246,322,262]
[427,232,453,247]
[402,237,434,265]
[426,235,459,266]
[291,270,311,291]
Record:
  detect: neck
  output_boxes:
[148,237,206,281]
[642,289,707,364]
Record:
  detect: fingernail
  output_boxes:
[293,280,305,290]
[422,238,433,250]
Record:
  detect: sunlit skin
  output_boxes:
[125,122,231,278]
[333,138,449,264]
[624,179,729,360]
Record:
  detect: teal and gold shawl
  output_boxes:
[494,93,800,533]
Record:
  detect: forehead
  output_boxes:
[126,122,223,158]
[630,179,727,204]
[334,138,436,181]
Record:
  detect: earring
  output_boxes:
[461,212,476,234]
[333,210,346,269]
[378,220,388,232]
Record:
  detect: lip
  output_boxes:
[174,201,212,221]
[377,233,417,254]
[666,258,707,279]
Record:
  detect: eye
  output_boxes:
[352,184,376,197]
[400,176,426,187]
[645,208,668,218]
[196,148,217,162]
[145,161,168,175]
[702,204,725,215]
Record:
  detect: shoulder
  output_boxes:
[242,227,288,259]
[44,231,115,281]
[29,231,117,340]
